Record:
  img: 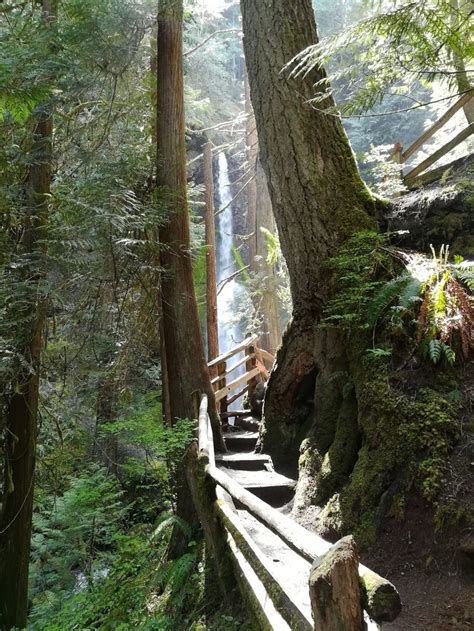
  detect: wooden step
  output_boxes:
[216,452,273,471]
[223,430,259,452]
[218,467,296,508]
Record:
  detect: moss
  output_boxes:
[334,353,460,536]
[435,501,467,531]
[314,390,359,504]
[294,229,466,541]
[354,512,378,549]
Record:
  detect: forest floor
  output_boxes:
[364,494,473,629]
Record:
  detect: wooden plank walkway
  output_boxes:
[196,337,402,629]
[215,415,382,630]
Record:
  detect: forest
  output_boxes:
[0,0,473,629]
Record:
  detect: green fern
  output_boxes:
[425,339,455,366]
[454,264,474,292]
[398,278,423,308]
[367,274,411,328]
[428,339,443,364]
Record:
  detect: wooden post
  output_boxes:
[217,360,228,417]
[246,341,259,401]
[309,536,363,631]
[390,142,403,165]
[204,141,219,373]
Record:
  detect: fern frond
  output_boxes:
[428,339,442,364]
[367,274,410,328]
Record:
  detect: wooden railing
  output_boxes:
[391,92,473,183]
[208,335,274,415]
[189,393,402,630]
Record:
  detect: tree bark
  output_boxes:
[0,4,56,627]
[245,70,258,269]
[156,0,225,556]
[255,159,281,356]
[451,0,474,124]
[150,18,171,423]
[240,0,376,465]
[245,69,281,355]
[203,142,219,369]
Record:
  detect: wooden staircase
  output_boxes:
[218,420,296,507]
[187,337,402,630]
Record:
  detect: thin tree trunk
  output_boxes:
[245,69,281,355]
[0,8,55,622]
[156,0,225,556]
[240,0,376,464]
[150,18,171,423]
[255,160,281,356]
[245,70,258,268]
[203,141,219,369]
[95,373,119,477]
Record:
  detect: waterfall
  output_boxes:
[215,153,250,414]
[216,152,244,357]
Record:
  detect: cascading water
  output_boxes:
[216,152,244,355]
[216,153,246,412]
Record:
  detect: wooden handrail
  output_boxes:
[198,394,209,455]
[208,334,258,368]
[215,496,313,630]
[404,123,474,181]
[211,353,256,385]
[389,92,474,181]
[401,93,472,163]
[197,393,401,625]
[257,347,275,366]
[214,367,260,402]
[207,415,215,467]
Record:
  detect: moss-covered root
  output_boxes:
[314,390,360,505]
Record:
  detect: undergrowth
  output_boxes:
[26,392,248,630]
[319,231,471,535]
[323,231,473,367]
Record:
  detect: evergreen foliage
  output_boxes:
[323,233,473,367]
[292,0,473,115]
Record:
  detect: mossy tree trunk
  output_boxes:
[241,0,376,467]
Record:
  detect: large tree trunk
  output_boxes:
[156,0,225,556]
[0,75,53,631]
[150,21,171,423]
[240,0,376,466]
